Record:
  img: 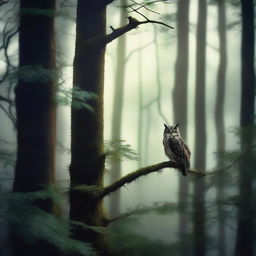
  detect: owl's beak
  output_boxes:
[174,122,179,129]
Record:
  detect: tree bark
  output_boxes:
[235,0,255,255]
[193,1,207,256]
[13,0,56,255]
[109,0,127,218]
[215,0,227,255]
[172,0,190,254]
[69,1,108,254]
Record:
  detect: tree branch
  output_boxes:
[104,16,173,45]
[105,201,177,225]
[97,161,205,199]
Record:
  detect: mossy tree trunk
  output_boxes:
[69,1,108,254]
[235,0,255,255]
[193,1,207,256]
[13,0,56,255]
[172,0,190,254]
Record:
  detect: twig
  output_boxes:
[0,103,16,125]
[125,40,154,62]
[207,145,256,175]
[129,0,160,15]
[0,95,12,104]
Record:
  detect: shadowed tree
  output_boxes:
[172,0,190,254]
[109,0,127,218]
[12,0,57,255]
[234,0,255,255]
[214,0,227,255]
[193,1,207,256]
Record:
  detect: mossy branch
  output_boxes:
[97,161,205,199]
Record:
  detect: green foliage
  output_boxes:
[0,188,96,256]
[115,202,178,221]
[107,222,181,256]
[105,140,139,161]
[20,8,56,17]
[9,65,59,84]
[56,86,97,111]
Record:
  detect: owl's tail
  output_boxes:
[181,167,188,176]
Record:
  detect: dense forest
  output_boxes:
[0,0,255,256]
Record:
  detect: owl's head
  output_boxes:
[164,123,180,136]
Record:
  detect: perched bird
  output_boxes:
[163,123,191,176]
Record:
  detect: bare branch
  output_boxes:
[105,201,177,225]
[207,145,256,176]
[97,161,205,199]
[103,16,173,45]
[0,95,12,104]
[0,0,9,7]
[125,40,154,62]
[0,103,16,125]
[0,26,19,83]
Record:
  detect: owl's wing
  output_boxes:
[183,142,191,158]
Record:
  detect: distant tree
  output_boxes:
[214,0,227,255]
[172,0,190,254]
[109,0,127,218]
[12,0,57,255]
[234,0,255,255]
[193,1,207,256]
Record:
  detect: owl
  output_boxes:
[163,123,191,176]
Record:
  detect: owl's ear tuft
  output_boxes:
[164,124,168,129]
[174,123,179,129]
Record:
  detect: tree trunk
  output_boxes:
[109,0,127,218]
[193,1,207,256]
[235,0,255,255]
[172,0,190,254]
[69,1,108,254]
[13,0,56,254]
[215,0,227,255]
[137,39,143,168]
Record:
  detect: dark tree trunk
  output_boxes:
[69,1,108,254]
[193,1,207,256]
[109,0,127,218]
[13,0,56,255]
[235,0,255,255]
[14,0,56,196]
[215,0,227,255]
[172,0,190,254]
